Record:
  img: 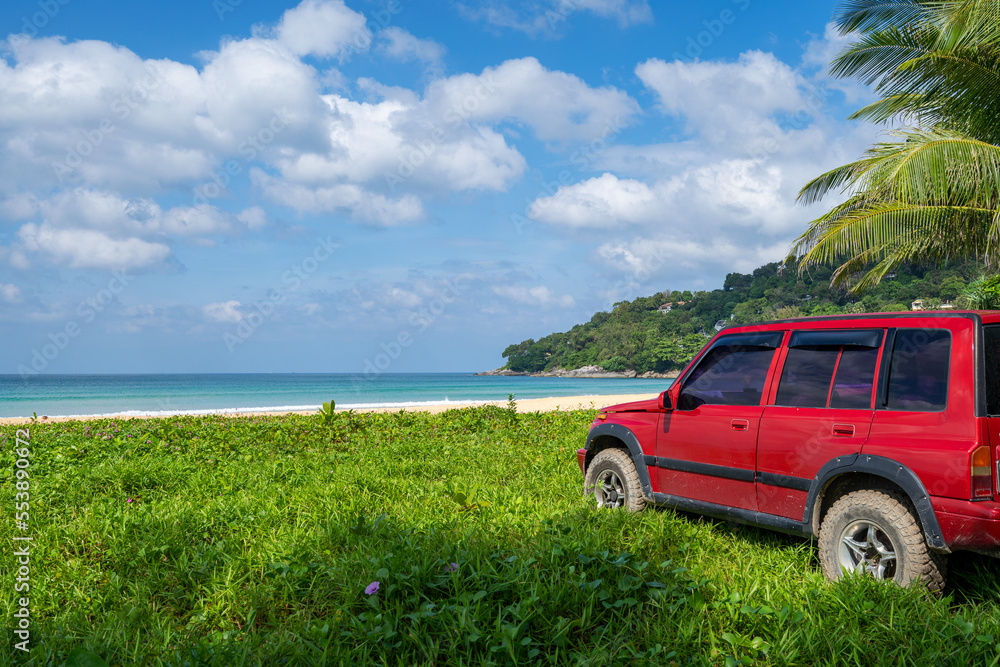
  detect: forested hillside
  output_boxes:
[501,260,977,374]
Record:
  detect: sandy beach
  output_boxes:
[0,393,659,426]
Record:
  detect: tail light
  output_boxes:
[971,446,993,500]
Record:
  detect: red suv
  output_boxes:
[579,312,1000,591]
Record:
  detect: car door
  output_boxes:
[756,329,884,520]
[866,325,973,499]
[985,325,1000,499]
[656,331,784,511]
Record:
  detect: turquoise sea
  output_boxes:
[0,373,672,419]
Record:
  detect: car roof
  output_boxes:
[719,311,1000,335]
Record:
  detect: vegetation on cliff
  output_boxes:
[502,260,978,374]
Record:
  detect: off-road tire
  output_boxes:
[584,448,645,512]
[818,488,947,593]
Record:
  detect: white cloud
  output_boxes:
[2,189,235,269]
[0,193,37,219]
[0,7,640,236]
[237,206,268,230]
[565,0,653,25]
[17,223,171,270]
[253,171,425,225]
[802,23,876,105]
[529,159,798,233]
[0,37,215,192]
[598,236,791,278]
[34,190,233,238]
[802,22,852,72]
[383,287,423,308]
[159,205,232,236]
[203,301,243,323]
[459,0,652,35]
[277,94,528,191]
[197,38,328,150]
[426,57,638,143]
[636,51,808,151]
[272,0,370,59]
[378,27,445,71]
[530,173,658,227]
[493,285,575,308]
[0,283,22,303]
[525,40,881,289]
[260,56,633,219]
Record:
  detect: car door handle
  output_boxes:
[731,419,749,431]
[832,424,855,437]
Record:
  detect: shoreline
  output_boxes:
[0,393,660,425]
[475,366,680,379]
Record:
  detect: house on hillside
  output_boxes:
[658,301,687,313]
[912,300,924,311]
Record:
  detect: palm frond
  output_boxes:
[935,0,1000,50]
[876,130,1000,205]
[798,128,1000,207]
[797,161,882,205]
[833,32,1000,135]
[795,201,1000,290]
[846,93,928,124]
[834,0,932,34]
[830,28,938,85]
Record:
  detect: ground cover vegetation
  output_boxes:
[501,259,979,374]
[3,407,1000,665]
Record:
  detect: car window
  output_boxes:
[775,346,840,407]
[830,347,880,409]
[985,325,1000,416]
[679,342,778,409]
[885,329,950,411]
[774,330,882,409]
[775,345,880,409]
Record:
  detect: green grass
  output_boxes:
[2,404,1000,665]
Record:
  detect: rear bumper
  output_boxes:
[933,497,1000,549]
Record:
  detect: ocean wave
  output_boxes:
[30,398,497,419]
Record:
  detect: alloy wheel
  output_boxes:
[838,519,897,580]
[594,469,625,508]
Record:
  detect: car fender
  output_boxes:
[584,423,654,499]
[804,453,948,551]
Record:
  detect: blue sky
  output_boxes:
[0,0,878,374]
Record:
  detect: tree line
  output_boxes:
[501,259,979,374]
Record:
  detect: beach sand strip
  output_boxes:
[0,393,659,426]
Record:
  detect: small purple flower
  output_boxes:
[365,581,380,595]
[445,562,458,573]
[127,498,133,503]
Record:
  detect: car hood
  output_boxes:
[601,397,661,413]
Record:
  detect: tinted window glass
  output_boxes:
[986,326,1000,415]
[679,344,776,409]
[775,347,839,407]
[831,347,880,409]
[886,329,950,411]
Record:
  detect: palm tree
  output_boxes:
[791,0,1000,292]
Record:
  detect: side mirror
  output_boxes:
[659,391,673,411]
